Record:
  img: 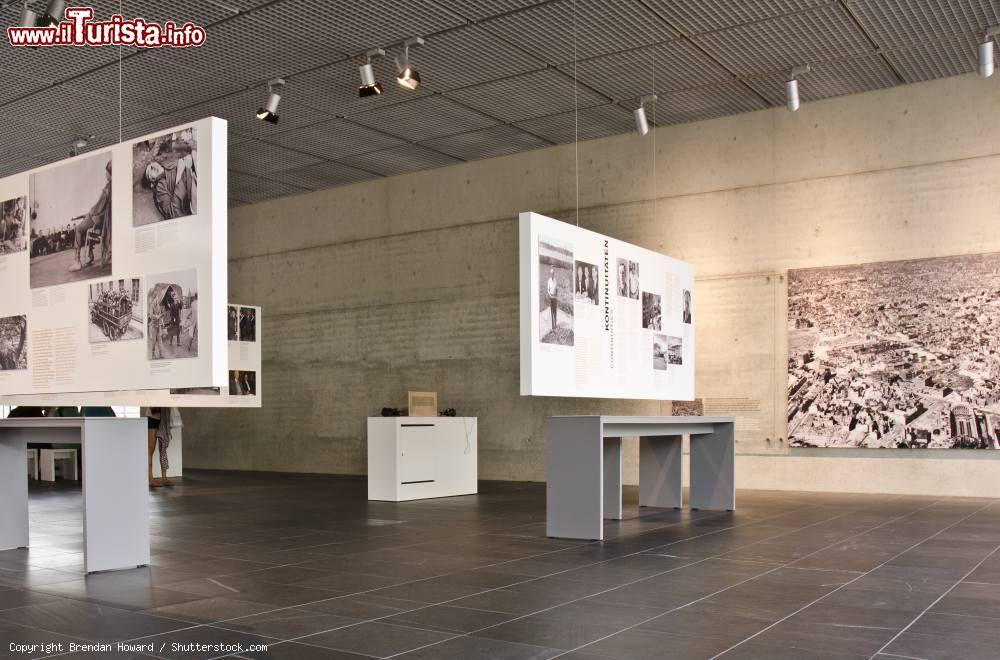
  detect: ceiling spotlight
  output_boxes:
[19,2,38,28]
[256,78,285,124]
[395,36,425,90]
[979,27,1000,77]
[786,64,811,112]
[359,47,385,98]
[42,0,65,26]
[69,135,93,157]
[633,94,657,136]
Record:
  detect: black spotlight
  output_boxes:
[256,78,285,125]
[359,47,385,97]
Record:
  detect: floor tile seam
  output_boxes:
[714,499,999,660]
[366,497,930,659]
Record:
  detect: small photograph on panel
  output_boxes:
[672,399,704,416]
[574,261,599,306]
[616,258,630,297]
[229,370,257,396]
[228,306,239,341]
[133,126,198,227]
[0,196,28,256]
[628,261,640,300]
[653,334,668,371]
[88,278,143,343]
[239,307,257,342]
[538,235,574,346]
[682,288,692,324]
[668,336,683,365]
[642,292,662,330]
[147,269,198,360]
[0,315,27,371]
[28,152,112,288]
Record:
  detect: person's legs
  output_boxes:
[158,437,172,486]
[68,216,96,272]
[550,299,557,330]
[147,428,158,487]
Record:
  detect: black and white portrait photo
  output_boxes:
[653,334,668,371]
[133,126,198,227]
[574,261,599,306]
[28,152,112,288]
[0,196,27,256]
[788,254,1000,449]
[0,315,27,371]
[228,305,238,341]
[667,336,683,365]
[239,307,257,342]
[147,269,198,360]
[628,261,640,300]
[642,292,662,330]
[229,370,257,396]
[616,258,628,297]
[88,278,143,343]
[538,236,574,346]
[682,289,692,324]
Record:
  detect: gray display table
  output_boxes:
[0,418,150,573]
[546,415,736,540]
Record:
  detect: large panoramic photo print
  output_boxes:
[787,253,1000,449]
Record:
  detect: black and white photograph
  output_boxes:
[0,315,27,371]
[0,196,27,256]
[147,269,198,361]
[170,386,221,395]
[616,257,629,297]
[229,370,257,396]
[88,278,143,343]
[228,305,239,341]
[667,336,683,365]
[628,261,640,300]
[683,288,692,324]
[133,126,198,227]
[788,254,1000,449]
[642,291,662,330]
[574,260,599,306]
[653,334,668,371]
[239,306,257,342]
[538,236,574,346]
[28,152,112,288]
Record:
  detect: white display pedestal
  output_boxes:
[367,417,478,502]
[0,418,150,573]
[546,415,736,540]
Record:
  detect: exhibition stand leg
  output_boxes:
[603,437,622,521]
[81,419,150,573]
[689,422,736,511]
[639,434,683,509]
[0,435,29,551]
[546,417,605,540]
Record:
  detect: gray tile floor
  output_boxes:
[0,472,998,659]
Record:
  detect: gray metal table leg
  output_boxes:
[639,434,683,509]
[546,417,605,540]
[690,422,736,511]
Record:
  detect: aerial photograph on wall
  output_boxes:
[787,253,1000,449]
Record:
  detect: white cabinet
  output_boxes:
[367,417,477,502]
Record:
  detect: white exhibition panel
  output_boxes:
[367,417,478,502]
[519,212,695,400]
[0,117,227,396]
[0,417,149,573]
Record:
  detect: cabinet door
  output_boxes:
[399,424,436,484]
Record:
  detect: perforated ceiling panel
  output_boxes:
[480,0,680,65]
[336,144,462,177]
[351,95,498,143]
[642,0,831,35]
[849,0,1000,48]
[693,3,874,76]
[446,69,608,123]
[0,0,992,208]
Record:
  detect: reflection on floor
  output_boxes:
[0,471,998,659]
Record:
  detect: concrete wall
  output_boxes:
[185,73,1000,497]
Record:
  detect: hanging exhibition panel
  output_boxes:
[0,304,262,409]
[0,117,228,395]
[519,211,695,400]
[787,253,1000,449]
